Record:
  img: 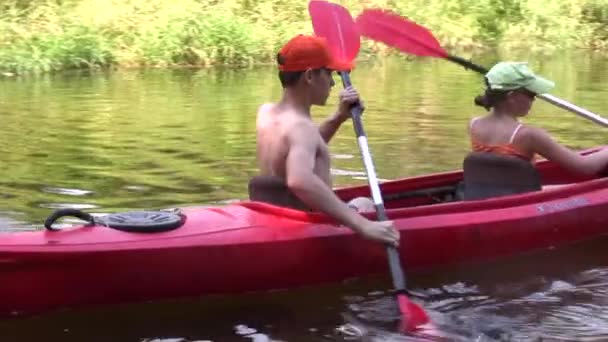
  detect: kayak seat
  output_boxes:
[248,176,310,211]
[463,152,541,201]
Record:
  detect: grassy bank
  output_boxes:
[1,0,607,75]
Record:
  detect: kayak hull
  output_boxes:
[2,147,608,317]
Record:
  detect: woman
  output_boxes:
[469,61,608,176]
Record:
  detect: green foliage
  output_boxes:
[0,0,607,75]
[475,0,524,43]
[580,0,608,48]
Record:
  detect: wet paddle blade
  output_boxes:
[355,9,448,58]
[308,0,361,64]
[398,294,430,332]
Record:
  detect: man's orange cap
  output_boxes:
[277,34,353,72]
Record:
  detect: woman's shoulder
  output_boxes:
[515,123,556,149]
[468,114,487,130]
[470,114,488,121]
[517,123,548,137]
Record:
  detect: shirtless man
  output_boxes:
[256,34,399,246]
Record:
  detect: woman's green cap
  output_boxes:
[485,62,555,95]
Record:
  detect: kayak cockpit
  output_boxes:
[244,147,608,215]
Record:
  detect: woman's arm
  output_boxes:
[529,127,608,175]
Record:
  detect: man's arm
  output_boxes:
[319,111,348,143]
[284,123,399,246]
[318,86,362,143]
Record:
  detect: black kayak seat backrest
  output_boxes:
[248,175,310,211]
[463,152,542,201]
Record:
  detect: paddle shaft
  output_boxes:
[446,54,608,127]
[339,71,407,293]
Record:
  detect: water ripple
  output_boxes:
[41,187,94,196]
[432,270,608,341]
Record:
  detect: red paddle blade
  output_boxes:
[355,8,448,59]
[398,294,430,332]
[308,0,361,64]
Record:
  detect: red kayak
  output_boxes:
[2,147,608,318]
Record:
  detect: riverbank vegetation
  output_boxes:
[1,0,607,75]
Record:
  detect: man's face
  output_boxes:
[308,68,335,105]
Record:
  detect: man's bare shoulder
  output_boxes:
[283,118,321,149]
[257,103,276,115]
[257,103,276,122]
[257,103,319,143]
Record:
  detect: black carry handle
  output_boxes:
[44,208,95,231]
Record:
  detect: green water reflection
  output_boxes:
[0,51,606,229]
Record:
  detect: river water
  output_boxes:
[1,51,608,341]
